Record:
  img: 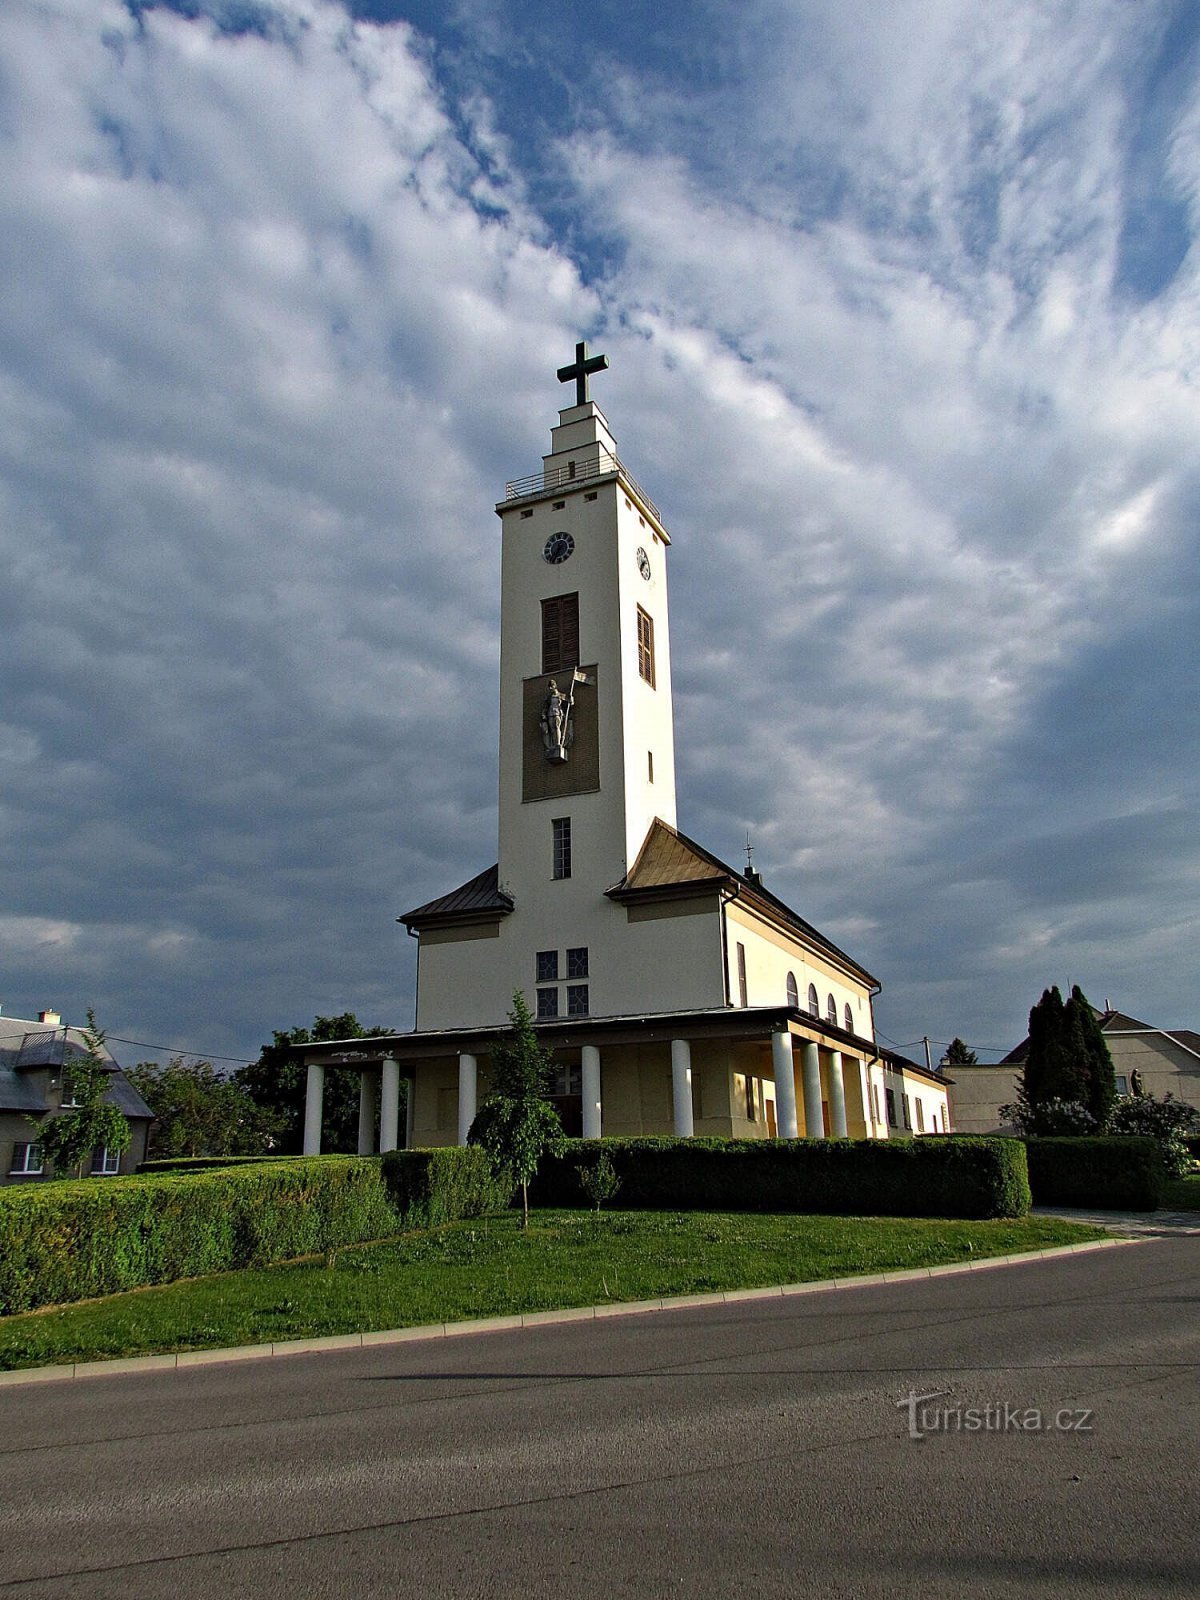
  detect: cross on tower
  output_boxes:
[556,340,609,406]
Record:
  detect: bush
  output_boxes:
[138,1155,288,1173]
[380,1146,513,1227]
[0,1157,401,1315]
[1023,1136,1164,1210]
[1107,1093,1200,1178]
[532,1136,1030,1220]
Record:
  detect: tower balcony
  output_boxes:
[503,448,661,525]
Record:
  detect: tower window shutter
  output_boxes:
[542,593,579,674]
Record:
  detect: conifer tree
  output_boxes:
[1067,985,1117,1126]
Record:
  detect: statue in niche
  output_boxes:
[540,679,573,763]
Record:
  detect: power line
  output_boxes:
[106,1035,256,1066]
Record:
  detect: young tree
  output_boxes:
[943,1038,978,1067]
[235,1014,396,1152]
[30,1011,131,1179]
[468,991,565,1227]
[124,1058,284,1159]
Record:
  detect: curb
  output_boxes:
[0,1235,1141,1389]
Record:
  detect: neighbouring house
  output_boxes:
[299,345,950,1150]
[0,1007,154,1183]
[947,1007,1200,1134]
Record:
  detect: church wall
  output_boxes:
[416,890,728,1031]
[724,901,873,1041]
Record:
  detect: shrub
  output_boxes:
[1023,1136,1163,1210]
[999,1096,1098,1136]
[576,1150,622,1211]
[1107,1093,1200,1178]
[380,1146,513,1227]
[533,1136,1030,1220]
[0,1157,400,1315]
[139,1155,288,1173]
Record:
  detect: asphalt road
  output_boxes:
[2,1237,1197,1599]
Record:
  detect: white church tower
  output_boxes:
[300,344,954,1154]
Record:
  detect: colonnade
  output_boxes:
[301,1032,856,1153]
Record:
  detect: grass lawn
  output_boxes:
[0,1209,1109,1372]
[1163,1172,1200,1211]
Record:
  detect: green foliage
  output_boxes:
[0,1156,402,1315]
[30,1011,131,1180]
[576,1150,622,1211]
[234,1014,396,1153]
[1022,1136,1164,1210]
[1000,1096,1099,1136]
[1020,986,1116,1129]
[533,1136,1031,1220]
[138,1156,288,1173]
[468,992,565,1226]
[379,1147,513,1226]
[1108,1092,1200,1178]
[944,1037,978,1066]
[125,1058,284,1159]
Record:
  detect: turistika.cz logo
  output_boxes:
[897,1389,1094,1441]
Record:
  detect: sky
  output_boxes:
[1,0,1197,1070]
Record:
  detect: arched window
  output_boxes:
[786,972,799,1009]
[826,993,837,1025]
[844,1003,854,1034]
[807,983,819,1017]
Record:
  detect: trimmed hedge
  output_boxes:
[380,1146,513,1227]
[1023,1136,1163,1210]
[138,1156,287,1174]
[0,1157,401,1315]
[532,1136,1031,1220]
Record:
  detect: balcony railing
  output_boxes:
[504,450,661,524]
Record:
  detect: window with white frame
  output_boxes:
[826,993,837,1025]
[91,1146,120,1176]
[9,1142,43,1175]
[786,972,799,1008]
[552,817,572,880]
[807,983,819,1017]
[843,1003,853,1034]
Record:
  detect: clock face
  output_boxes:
[636,545,651,581]
[543,531,575,565]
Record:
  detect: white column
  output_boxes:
[671,1039,694,1138]
[357,1070,378,1156]
[458,1052,478,1146]
[771,1031,799,1139]
[828,1050,849,1138]
[581,1045,602,1139]
[801,1041,824,1139]
[303,1063,324,1156]
[379,1058,401,1153]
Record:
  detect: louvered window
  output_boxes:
[541,593,579,674]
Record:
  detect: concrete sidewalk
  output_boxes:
[1033,1204,1200,1236]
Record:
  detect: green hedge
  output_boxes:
[532,1136,1030,1220]
[138,1155,287,1174]
[380,1146,512,1226]
[0,1157,401,1315]
[1023,1136,1163,1210]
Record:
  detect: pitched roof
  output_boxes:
[399,864,515,932]
[0,1015,153,1119]
[1001,1006,1195,1065]
[608,819,878,985]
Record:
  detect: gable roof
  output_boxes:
[1001,1006,1196,1065]
[607,819,878,986]
[399,864,515,933]
[0,1014,153,1119]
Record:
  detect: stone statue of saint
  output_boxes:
[540,678,572,762]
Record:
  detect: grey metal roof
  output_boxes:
[0,1014,153,1119]
[400,864,515,930]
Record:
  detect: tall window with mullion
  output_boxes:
[552,817,572,879]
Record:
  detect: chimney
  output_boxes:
[744,867,763,887]
[39,1008,61,1026]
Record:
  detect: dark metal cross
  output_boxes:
[557,340,609,405]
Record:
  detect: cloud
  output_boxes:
[0,0,1196,1068]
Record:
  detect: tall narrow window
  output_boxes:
[542,593,579,674]
[786,972,799,1009]
[826,993,837,1025]
[844,1003,853,1034]
[807,983,819,1017]
[636,605,655,686]
[647,750,654,783]
[552,817,572,879]
[736,941,748,1007]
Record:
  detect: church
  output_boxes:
[300,347,950,1152]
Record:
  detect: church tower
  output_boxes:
[496,344,677,941]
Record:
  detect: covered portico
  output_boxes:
[299,1005,888,1153]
